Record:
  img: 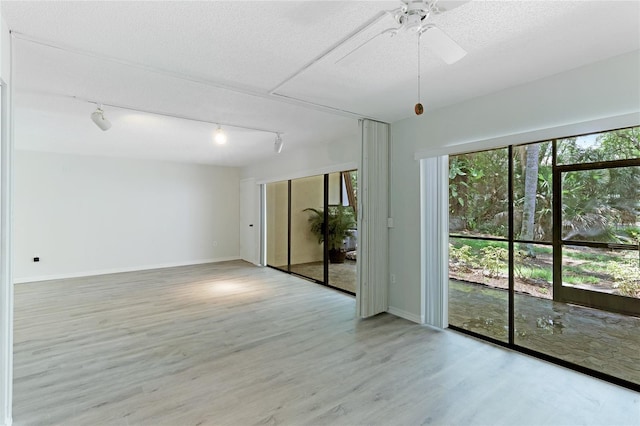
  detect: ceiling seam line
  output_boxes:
[11,31,269,99]
[268,92,383,122]
[267,10,388,94]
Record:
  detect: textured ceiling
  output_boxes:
[2,1,639,166]
[279,1,640,119]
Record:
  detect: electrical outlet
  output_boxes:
[390,274,396,284]
[213,241,218,247]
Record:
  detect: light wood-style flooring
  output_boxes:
[287,260,356,294]
[13,261,640,425]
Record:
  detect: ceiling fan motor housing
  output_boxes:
[397,1,430,30]
[406,0,430,14]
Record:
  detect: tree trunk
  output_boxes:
[521,144,540,256]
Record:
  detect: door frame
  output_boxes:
[553,156,640,316]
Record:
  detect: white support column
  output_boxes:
[357,119,390,318]
[0,83,13,426]
[420,156,449,328]
[0,23,13,425]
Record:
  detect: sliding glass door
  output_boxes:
[265,170,358,294]
[448,126,640,389]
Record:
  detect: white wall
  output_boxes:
[389,50,640,321]
[241,133,359,183]
[0,17,8,83]
[14,151,240,282]
[0,13,12,426]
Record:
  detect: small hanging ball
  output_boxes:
[414,103,424,115]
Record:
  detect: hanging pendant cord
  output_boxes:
[417,33,421,104]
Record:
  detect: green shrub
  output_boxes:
[480,246,508,278]
[607,253,640,298]
[449,244,477,272]
[513,250,529,280]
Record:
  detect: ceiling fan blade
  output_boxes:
[335,27,398,64]
[421,26,466,64]
[432,0,471,14]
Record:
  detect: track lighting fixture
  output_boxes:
[90,104,111,131]
[213,125,227,145]
[77,96,284,150]
[274,133,284,154]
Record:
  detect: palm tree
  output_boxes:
[520,144,540,256]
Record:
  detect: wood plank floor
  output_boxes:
[13,261,640,425]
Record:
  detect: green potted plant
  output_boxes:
[304,205,356,263]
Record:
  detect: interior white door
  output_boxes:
[239,178,258,265]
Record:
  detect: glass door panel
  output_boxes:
[512,142,553,243]
[448,148,509,342]
[266,181,289,271]
[448,237,509,343]
[328,172,357,293]
[290,175,325,282]
[449,148,509,240]
[328,172,341,205]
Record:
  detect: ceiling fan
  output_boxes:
[338,0,467,64]
[337,0,468,115]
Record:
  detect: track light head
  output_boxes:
[214,125,227,145]
[274,133,283,154]
[91,105,111,131]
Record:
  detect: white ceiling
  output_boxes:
[3,1,639,166]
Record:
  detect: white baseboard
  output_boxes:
[387,306,422,324]
[13,256,241,284]
[240,257,261,266]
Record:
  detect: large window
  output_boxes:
[448,126,640,390]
